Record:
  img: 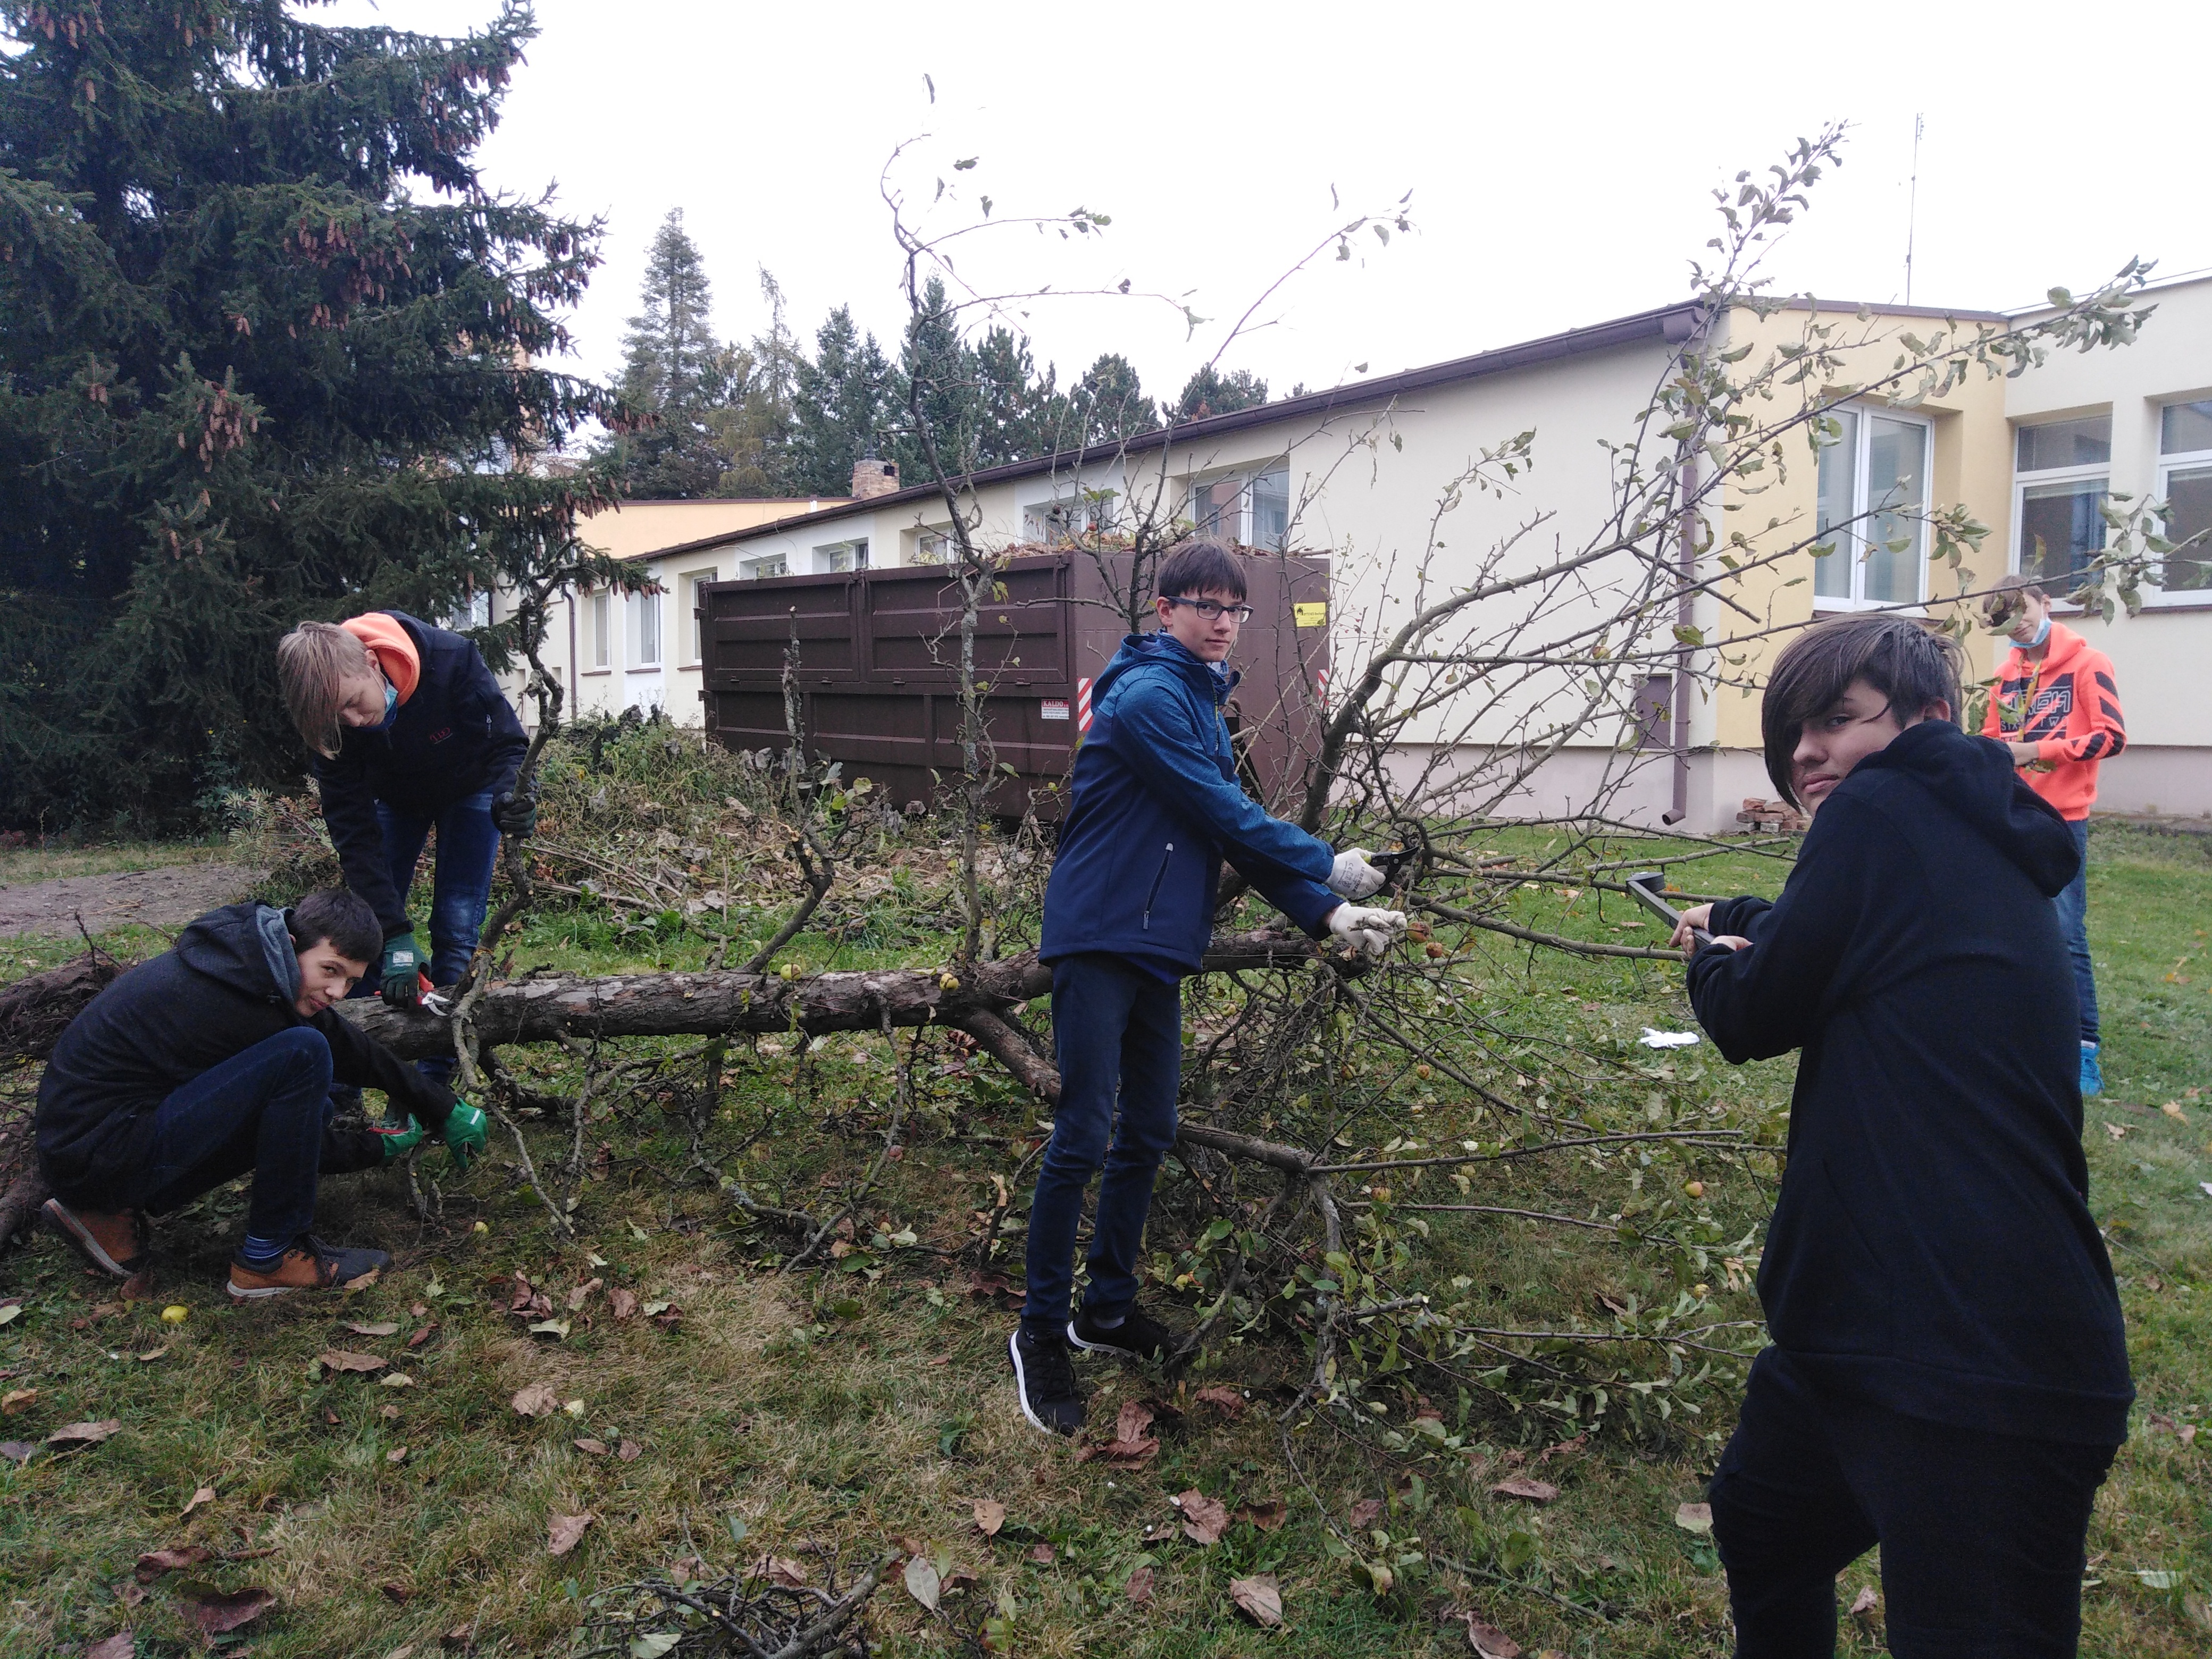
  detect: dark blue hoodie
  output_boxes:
[310,611,528,937]
[1040,633,1340,975]
[1688,718,2131,1445]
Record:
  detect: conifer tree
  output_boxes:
[1073,353,1159,446]
[596,208,743,499]
[788,306,893,497]
[1174,362,1268,422]
[0,0,629,830]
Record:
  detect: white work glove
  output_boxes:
[1327,903,1406,958]
[1328,848,1387,900]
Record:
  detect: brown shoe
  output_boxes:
[227,1234,394,1301]
[41,1198,148,1279]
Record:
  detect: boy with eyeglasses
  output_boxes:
[1008,537,1406,1435]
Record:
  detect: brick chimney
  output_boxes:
[850,442,899,500]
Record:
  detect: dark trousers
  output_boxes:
[2053,818,2098,1045]
[115,1028,336,1243]
[1021,953,1182,1334]
[349,789,500,1083]
[1709,1348,2115,1658]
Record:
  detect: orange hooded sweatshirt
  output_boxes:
[340,612,422,706]
[1979,621,2124,822]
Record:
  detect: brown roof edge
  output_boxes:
[651,300,1710,554]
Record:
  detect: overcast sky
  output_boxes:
[332,0,2212,415]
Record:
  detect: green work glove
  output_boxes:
[374,1114,425,1164]
[380,931,422,1010]
[442,1100,488,1172]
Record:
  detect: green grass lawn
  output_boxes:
[0,823,2205,1657]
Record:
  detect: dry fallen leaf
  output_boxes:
[903,1554,942,1612]
[1228,1574,1283,1628]
[1674,1501,1714,1535]
[136,1546,213,1582]
[1193,1385,1246,1415]
[1177,1489,1230,1545]
[181,1485,216,1518]
[348,1320,401,1337]
[618,1438,642,1462]
[0,1388,35,1415]
[573,1437,609,1456]
[973,1497,1005,1536]
[547,1512,593,1555]
[0,1440,36,1464]
[1849,1586,1880,1618]
[1489,1477,1559,1504]
[183,1585,275,1636]
[1124,1563,1153,1604]
[379,1372,415,1389]
[510,1384,558,1418]
[609,1287,639,1321]
[135,1346,169,1363]
[1029,1543,1057,1565]
[752,1555,808,1587]
[407,1324,437,1350]
[386,1447,408,1465]
[567,1278,603,1311]
[47,1419,123,1448]
[1348,1497,1384,1529]
[1460,1612,1523,1657]
[1236,1496,1289,1531]
[317,1350,387,1375]
[86,1633,135,1659]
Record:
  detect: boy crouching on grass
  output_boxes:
[1009,537,1407,1436]
[1672,614,2129,1656]
[37,889,487,1300]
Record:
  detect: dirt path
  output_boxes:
[0,862,268,939]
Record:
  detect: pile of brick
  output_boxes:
[1738,797,1808,833]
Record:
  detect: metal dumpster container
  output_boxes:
[697,549,1330,816]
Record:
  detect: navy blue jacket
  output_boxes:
[37,903,456,1208]
[312,611,527,937]
[1041,633,1340,975]
[1688,719,2131,1445]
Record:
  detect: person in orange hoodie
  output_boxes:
[276,613,534,1082]
[1980,575,2125,1095]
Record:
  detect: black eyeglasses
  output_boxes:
[1163,595,1254,624]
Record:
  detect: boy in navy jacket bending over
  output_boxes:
[1009,538,1405,1435]
[1673,615,2129,1657]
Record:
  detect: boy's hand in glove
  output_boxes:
[442,1101,489,1172]
[374,1115,424,1164]
[491,785,538,837]
[1327,903,1407,958]
[1328,848,1388,900]
[380,932,422,1009]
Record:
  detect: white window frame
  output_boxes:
[2009,415,2112,600]
[628,586,661,671]
[447,586,492,632]
[812,537,868,575]
[585,590,611,673]
[680,567,718,664]
[1184,462,1291,550]
[911,526,953,565]
[1810,405,1935,611]
[739,552,788,581]
[2149,400,2212,607]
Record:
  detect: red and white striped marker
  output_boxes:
[1076,677,1094,732]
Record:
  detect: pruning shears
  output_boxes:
[1625,870,1713,950]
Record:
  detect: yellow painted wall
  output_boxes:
[576,497,848,563]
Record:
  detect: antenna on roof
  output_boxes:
[1904,112,1924,306]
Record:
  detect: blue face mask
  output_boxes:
[379,680,399,725]
[2024,615,2051,648]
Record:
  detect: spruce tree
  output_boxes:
[789,306,893,498]
[1174,363,1268,422]
[1073,353,1159,446]
[596,208,742,499]
[0,0,627,831]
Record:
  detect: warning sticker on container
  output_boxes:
[1293,602,1328,627]
[1041,699,1071,720]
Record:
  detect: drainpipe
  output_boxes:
[1663,451,1697,826]
[566,590,580,720]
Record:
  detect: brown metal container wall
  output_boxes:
[699,551,1329,818]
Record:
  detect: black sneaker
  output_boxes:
[1068,1303,1185,1366]
[1008,1325,1086,1436]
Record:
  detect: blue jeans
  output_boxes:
[353,791,501,1082]
[1022,954,1183,1334]
[121,1028,334,1243]
[2054,819,2099,1045]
